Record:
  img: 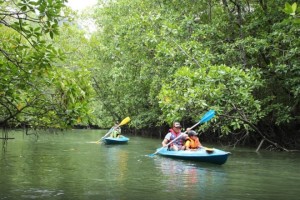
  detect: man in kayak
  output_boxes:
[183,130,202,150]
[161,122,189,151]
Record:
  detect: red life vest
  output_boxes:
[168,128,183,146]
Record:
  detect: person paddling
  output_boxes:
[161,122,189,151]
[110,122,121,138]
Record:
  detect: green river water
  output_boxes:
[0,129,299,200]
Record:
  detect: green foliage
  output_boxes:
[158,65,263,134]
[0,0,94,129]
[91,0,220,128]
[195,0,300,129]
[90,0,299,142]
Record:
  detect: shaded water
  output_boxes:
[1,129,300,200]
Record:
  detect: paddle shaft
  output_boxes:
[153,121,203,155]
[164,121,201,147]
[99,127,115,141]
[166,121,200,146]
[152,110,215,155]
[97,117,130,143]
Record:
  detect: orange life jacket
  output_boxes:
[185,137,201,149]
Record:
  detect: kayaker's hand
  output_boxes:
[162,139,169,147]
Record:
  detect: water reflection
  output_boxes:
[153,156,228,196]
[1,131,300,200]
[16,188,64,199]
[104,145,129,183]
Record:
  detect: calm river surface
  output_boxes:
[1,129,300,200]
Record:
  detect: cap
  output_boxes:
[188,130,197,137]
[173,122,182,128]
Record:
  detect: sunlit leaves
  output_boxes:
[158,65,263,134]
[283,2,297,16]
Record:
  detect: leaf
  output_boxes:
[291,3,297,13]
[17,104,23,111]
[284,2,293,14]
[50,31,54,39]
[21,6,27,11]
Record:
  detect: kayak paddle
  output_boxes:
[96,117,131,143]
[149,109,215,156]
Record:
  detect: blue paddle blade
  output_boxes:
[199,110,215,123]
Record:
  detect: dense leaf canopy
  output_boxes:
[0,0,93,129]
[1,0,299,149]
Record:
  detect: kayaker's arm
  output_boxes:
[162,138,169,147]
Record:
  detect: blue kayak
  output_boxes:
[156,147,230,165]
[103,136,129,145]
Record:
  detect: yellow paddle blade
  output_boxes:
[119,117,131,126]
